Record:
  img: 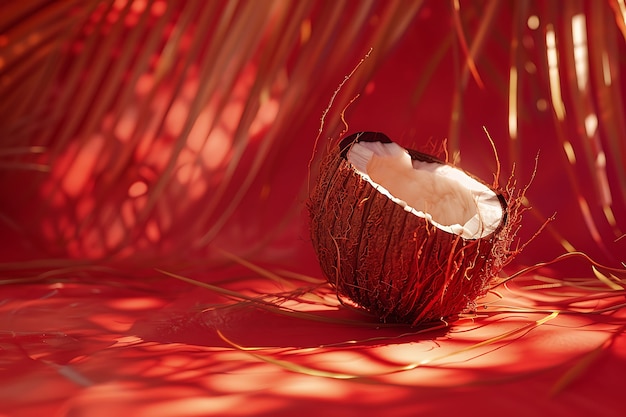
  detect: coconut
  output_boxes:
[309,131,513,325]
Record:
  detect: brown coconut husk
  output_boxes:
[309,131,522,326]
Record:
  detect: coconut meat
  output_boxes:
[347,141,503,239]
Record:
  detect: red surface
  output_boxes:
[2,271,625,417]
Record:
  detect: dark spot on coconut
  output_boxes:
[339,131,392,159]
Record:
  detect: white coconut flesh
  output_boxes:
[347,141,504,240]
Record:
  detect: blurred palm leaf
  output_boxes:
[0,0,624,271]
[0,0,423,267]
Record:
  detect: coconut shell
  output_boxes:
[309,132,512,325]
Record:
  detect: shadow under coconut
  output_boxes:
[131,300,451,350]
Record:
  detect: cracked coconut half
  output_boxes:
[309,131,513,326]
